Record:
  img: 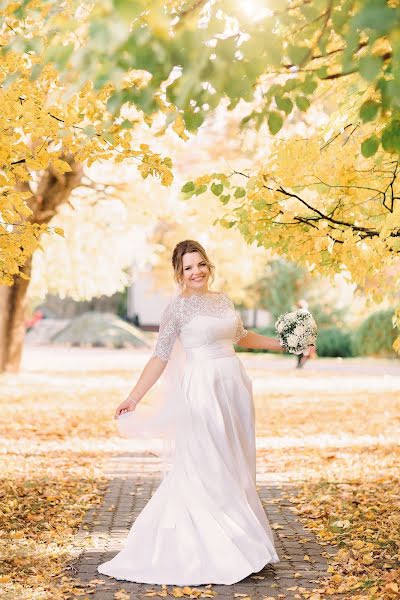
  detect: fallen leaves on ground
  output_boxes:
[145,584,216,597]
[1,353,399,600]
[255,368,400,599]
[0,369,127,599]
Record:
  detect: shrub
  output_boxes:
[352,309,397,357]
[316,327,354,358]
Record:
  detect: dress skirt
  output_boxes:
[97,343,279,585]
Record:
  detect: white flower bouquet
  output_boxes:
[275,309,317,355]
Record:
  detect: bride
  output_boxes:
[97,239,304,586]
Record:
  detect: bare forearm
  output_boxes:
[237,330,285,353]
[127,356,167,404]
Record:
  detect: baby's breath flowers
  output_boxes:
[275,309,317,354]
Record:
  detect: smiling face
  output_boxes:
[181,251,210,294]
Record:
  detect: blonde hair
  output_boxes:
[172,240,215,288]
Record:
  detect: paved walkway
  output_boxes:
[67,452,335,600]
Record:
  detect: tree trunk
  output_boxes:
[0,156,83,372]
[0,260,32,372]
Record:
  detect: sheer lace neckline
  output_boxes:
[178,291,221,301]
[151,290,247,361]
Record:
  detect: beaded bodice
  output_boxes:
[152,291,248,361]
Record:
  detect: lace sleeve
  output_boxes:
[151,299,181,362]
[234,311,248,344]
[220,292,248,343]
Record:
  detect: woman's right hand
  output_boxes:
[114,397,138,419]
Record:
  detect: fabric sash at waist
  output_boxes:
[185,343,236,362]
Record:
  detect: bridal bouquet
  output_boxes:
[275,309,317,355]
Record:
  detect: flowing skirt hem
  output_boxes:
[96,552,280,586]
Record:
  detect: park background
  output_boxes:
[1,1,399,599]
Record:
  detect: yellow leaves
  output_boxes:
[137,151,173,186]
[213,130,400,303]
[26,157,48,170]
[194,174,214,186]
[53,227,64,237]
[159,165,173,186]
[327,565,335,573]
[3,2,20,15]
[52,159,73,174]
[172,114,189,141]
[0,14,178,282]
[361,553,374,565]
[393,336,400,353]
[10,530,25,539]
[174,587,201,597]
[0,174,10,186]
[0,206,45,284]
[114,590,130,600]
[145,586,215,598]
[331,519,351,529]
[11,165,31,181]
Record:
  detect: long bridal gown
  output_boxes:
[97,290,279,585]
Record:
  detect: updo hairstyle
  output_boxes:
[172,240,215,288]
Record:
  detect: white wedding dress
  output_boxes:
[97,291,279,585]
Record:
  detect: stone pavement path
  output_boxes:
[66,453,335,600]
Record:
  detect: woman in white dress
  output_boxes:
[97,239,298,586]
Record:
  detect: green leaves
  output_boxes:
[361,135,380,158]
[301,78,318,95]
[332,5,348,33]
[183,109,205,132]
[352,0,394,34]
[275,95,293,115]
[45,44,74,70]
[5,0,400,178]
[211,183,223,196]
[220,194,230,205]
[112,0,142,20]
[287,44,309,66]
[234,187,246,199]
[295,96,310,111]
[360,100,380,122]
[268,111,283,135]
[195,184,207,195]
[181,181,195,194]
[381,121,400,153]
[358,55,383,82]
[180,176,247,206]
[252,198,267,211]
